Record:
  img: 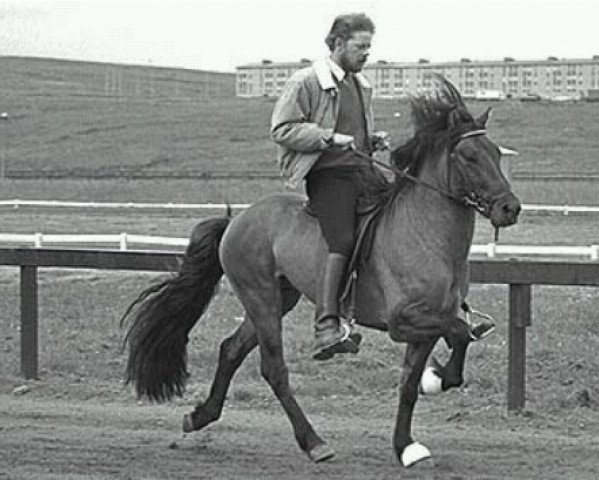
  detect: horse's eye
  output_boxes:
[460,153,478,163]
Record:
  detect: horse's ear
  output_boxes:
[476,107,492,127]
[498,144,518,156]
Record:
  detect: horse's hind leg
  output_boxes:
[183,279,301,433]
[257,314,334,462]
[183,317,257,432]
[235,281,333,462]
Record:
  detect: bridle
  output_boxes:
[350,128,489,212]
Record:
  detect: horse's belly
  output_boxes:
[355,257,464,341]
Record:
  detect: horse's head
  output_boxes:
[446,105,521,228]
[388,75,521,229]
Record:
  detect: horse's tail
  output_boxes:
[120,216,230,403]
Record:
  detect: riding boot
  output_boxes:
[313,253,359,360]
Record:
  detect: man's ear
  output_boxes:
[334,37,345,51]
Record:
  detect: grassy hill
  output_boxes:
[1,56,599,179]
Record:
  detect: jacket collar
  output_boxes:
[313,57,371,91]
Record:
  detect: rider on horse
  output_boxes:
[271,13,494,360]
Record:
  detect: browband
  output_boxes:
[460,129,487,139]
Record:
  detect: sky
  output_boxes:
[1,0,599,72]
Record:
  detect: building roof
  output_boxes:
[237,57,599,70]
[237,60,313,69]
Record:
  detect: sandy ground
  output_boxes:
[1,273,598,479]
[1,389,598,480]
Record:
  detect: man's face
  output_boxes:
[337,31,372,73]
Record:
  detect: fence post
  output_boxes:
[507,283,532,411]
[20,265,39,379]
[119,232,128,251]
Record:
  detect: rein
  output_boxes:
[350,129,487,209]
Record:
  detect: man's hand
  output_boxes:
[371,130,390,151]
[330,133,355,150]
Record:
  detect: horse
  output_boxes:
[121,75,521,468]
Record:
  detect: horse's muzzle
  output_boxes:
[489,193,521,228]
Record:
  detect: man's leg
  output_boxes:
[306,169,360,360]
[313,252,359,360]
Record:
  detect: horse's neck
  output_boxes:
[386,153,475,260]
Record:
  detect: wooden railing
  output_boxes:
[1,248,598,411]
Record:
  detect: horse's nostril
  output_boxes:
[502,199,521,215]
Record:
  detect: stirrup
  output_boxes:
[313,322,360,361]
[465,308,496,341]
[341,317,362,347]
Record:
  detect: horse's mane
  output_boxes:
[361,75,478,204]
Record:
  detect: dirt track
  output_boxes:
[1,274,599,479]
[1,391,598,480]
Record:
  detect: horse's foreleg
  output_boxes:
[183,318,258,432]
[394,339,437,467]
[423,319,472,393]
[436,340,469,391]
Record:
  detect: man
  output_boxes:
[271,13,388,360]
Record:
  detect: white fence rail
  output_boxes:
[469,243,599,260]
[0,199,250,210]
[521,204,599,215]
[0,232,597,260]
[0,233,188,250]
[2,199,599,215]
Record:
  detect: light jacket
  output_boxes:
[270,58,374,189]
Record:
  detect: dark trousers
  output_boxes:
[305,167,366,257]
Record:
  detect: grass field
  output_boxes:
[2,56,599,180]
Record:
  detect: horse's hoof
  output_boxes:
[401,441,432,468]
[349,332,362,347]
[182,413,195,433]
[419,366,443,395]
[307,443,335,463]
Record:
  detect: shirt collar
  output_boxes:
[326,56,347,83]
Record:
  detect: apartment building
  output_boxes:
[236,56,599,100]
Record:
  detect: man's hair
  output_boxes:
[325,13,375,51]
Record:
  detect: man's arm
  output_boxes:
[270,78,333,153]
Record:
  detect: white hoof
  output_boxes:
[419,366,443,395]
[401,441,431,468]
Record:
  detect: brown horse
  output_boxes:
[121,76,521,468]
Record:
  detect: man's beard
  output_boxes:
[340,55,366,73]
